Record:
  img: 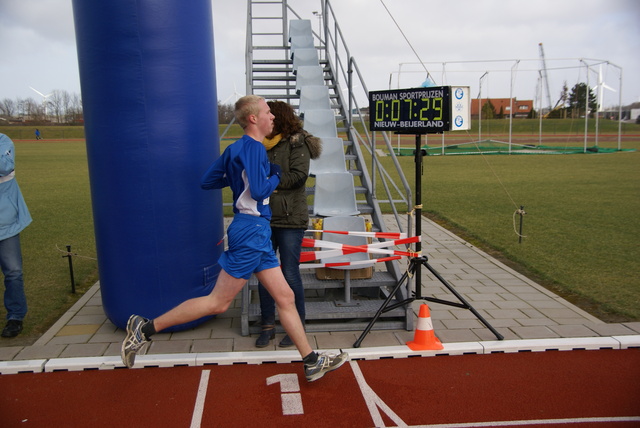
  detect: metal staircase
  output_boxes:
[241,0,415,335]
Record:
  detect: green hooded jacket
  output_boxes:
[266,130,322,228]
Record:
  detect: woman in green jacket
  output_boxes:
[256,101,322,347]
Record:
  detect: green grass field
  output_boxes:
[1,121,638,345]
[4,117,638,142]
[375,123,640,321]
[401,152,639,321]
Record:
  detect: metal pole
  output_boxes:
[609,62,623,151]
[371,131,376,195]
[617,66,623,151]
[595,66,601,148]
[582,60,589,153]
[518,206,525,244]
[478,72,488,144]
[63,245,76,293]
[538,71,543,146]
[509,61,519,153]
[414,134,423,299]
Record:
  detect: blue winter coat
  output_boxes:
[0,134,32,240]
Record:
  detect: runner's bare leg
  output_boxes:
[153,269,246,332]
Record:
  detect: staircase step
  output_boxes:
[253,75,297,81]
[248,271,395,290]
[304,204,375,215]
[251,93,300,100]
[253,45,290,50]
[252,67,294,73]
[253,59,292,65]
[253,59,328,65]
[244,3,409,334]
[252,85,297,90]
[244,300,407,333]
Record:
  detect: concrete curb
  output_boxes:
[2,336,638,375]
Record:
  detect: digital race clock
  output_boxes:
[368,86,469,134]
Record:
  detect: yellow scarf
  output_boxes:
[262,134,283,151]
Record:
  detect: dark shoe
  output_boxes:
[255,326,275,348]
[278,334,294,348]
[1,320,23,338]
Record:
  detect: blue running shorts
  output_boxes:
[218,213,280,280]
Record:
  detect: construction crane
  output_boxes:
[538,42,553,113]
[539,43,566,118]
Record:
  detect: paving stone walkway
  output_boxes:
[1,216,639,366]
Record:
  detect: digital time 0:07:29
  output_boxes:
[374,97,444,122]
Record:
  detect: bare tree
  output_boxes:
[48,90,65,123]
[0,91,84,123]
[23,98,45,122]
[217,101,235,124]
[0,99,16,118]
[68,93,83,123]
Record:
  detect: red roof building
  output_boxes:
[471,98,533,118]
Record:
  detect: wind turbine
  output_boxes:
[29,86,53,117]
[591,64,616,147]
[593,65,616,112]
[222,81,242,104]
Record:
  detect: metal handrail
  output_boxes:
[242,0,414,329]
[245,1,253,95]
[246,0,412,237]
[320,0,412,234]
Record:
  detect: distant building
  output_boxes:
[471,98,533,118]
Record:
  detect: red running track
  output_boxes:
[1,349,639,427]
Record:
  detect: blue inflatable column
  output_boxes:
[71,0,223,330]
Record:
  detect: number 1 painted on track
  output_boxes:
[266,373,305,415]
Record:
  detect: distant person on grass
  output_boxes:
[0,133,32,338]
[120,95,348,382]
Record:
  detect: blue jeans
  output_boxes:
[258,227,306,326]
[0,234,27,321]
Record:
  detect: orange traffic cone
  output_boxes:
[406,304,443,351]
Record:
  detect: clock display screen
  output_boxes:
[368,86,452,133]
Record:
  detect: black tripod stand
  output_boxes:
[354,134,504,348]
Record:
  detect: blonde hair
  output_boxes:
[234,95,265,129]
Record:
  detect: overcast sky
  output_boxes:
[1,0,639,110]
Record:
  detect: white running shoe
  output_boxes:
[121,315,151,368]
[304,351,349,382]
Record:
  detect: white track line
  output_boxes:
[189,369,211,428]
[409,416,640,427]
